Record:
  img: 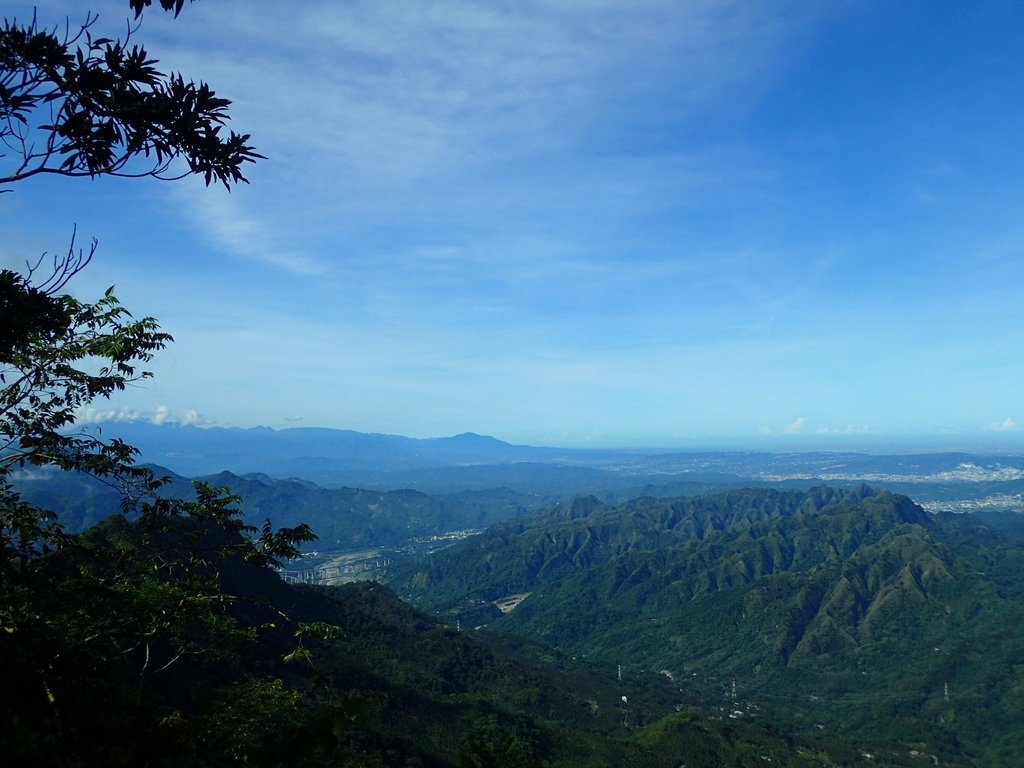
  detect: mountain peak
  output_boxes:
[440,432,508,445]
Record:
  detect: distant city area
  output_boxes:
[278,529,482,586]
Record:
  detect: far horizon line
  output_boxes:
[83,419,1024,456]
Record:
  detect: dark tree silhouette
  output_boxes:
[0,6,328,764]
[1,3,261,189]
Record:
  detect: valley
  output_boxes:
[389,486,1024,766]
[9,424,1024,766]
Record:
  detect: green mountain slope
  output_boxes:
[12,466,540,545]
[4,504,876,767]
[391,487,1024,766]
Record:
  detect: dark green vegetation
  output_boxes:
[11,472,1023,765]
[13,465,538,545]
[1,500,909,767]
[393,487,1024,766]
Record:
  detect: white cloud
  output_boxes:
[75,406,211,427]
[816,424,871,435]
[179,409,202,426]
[784,416,809,434]
[75,407,145,424]
[990,417,1018,431]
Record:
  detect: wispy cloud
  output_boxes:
[173,182,330,276]
[147,0,822,281]
[816,424,871,435]
[990,417,1018,432]
[784,416,809,434]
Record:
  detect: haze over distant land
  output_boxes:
[87,418,1024,457]
[5,2,1024,445]
[80,421,1024,485]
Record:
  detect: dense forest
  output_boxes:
[7,498,966,767]
[393,487,1024,766]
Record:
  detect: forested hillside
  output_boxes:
[3,500,891,767]
[13,466,539,545]
[393,487,1024,766]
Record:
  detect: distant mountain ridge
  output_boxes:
[88,422,581,478]
[78,422,1024,494]
[12,465,542,543]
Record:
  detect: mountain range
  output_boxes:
[70,423,1024,515]
[88,422,577,477]
[14,417,1024,764]
[391,486,1024,766]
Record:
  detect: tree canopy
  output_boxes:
[0,5,326,764]
[0,0,258,484]
[1,2,261,188]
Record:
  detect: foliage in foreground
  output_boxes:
[0,1,335,762]
[3,498,884,767]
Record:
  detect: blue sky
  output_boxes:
[4,0,1024,449]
